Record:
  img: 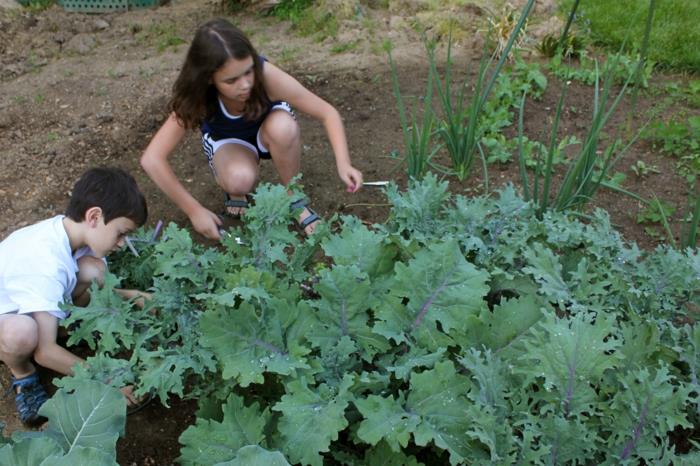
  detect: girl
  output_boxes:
[141,18,363,239]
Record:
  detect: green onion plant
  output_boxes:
[427,0,535,184]
[386,41,438,180]
[518,54,646,217]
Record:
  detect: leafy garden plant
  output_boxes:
[23,177,700,465]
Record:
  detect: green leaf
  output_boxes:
[307,265,389,361]
[214,445,291,466]
[136,350,208,405]
[0,437,64,466]
[63,273,134,352]
[40,446,119,466]
[179,394,270,466]
[519,313,621,417]
[522,243,571,305]
[363,441,425,466]
[272,377,352,466]
[608,365,693,461]
[459,348,508,412]
[322,216,396,277]
[355,392,419,451]
[54,353,133,391]
[383,173,451,242]
[153,223,215,286]
[40,380,125,458]
[476,294,543,352]
[375,240,489,350]
[386,347,447,380]
[407,361,475,465]
[199,300,310,387]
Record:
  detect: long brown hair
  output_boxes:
[169,18,269,129]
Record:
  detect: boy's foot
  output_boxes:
[11,372,49,427]
[224,193,250,218]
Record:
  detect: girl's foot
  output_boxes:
[291,198,321,236]
[224,193,250,217]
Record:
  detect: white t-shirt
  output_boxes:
[0,215,94,320]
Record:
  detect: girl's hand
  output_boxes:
[339,165,363,193]
[188,206,223,240]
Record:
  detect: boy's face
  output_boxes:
[88,214,137,258]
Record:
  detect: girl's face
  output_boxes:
[211,56,255,106]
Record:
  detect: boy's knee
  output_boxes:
[0,316,39,355]
[76,256,106,288]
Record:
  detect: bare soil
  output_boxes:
[0,0,697,464]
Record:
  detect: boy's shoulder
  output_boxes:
[0,216,71,270]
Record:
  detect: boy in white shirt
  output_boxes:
[0,167,148,426]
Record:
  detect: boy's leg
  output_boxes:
[0,314,39,378]
[0,314,48,426]
[260,111,318,234]
[73,255,106,307]
[211,144,259,216]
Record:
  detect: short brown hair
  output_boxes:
[66,167,147,226]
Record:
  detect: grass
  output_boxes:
[561,0,700,71]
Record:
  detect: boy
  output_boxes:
[0,167,148,426]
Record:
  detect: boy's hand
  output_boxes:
[338,165,363,193]
[120,385,139,407]
[115,289,152,308]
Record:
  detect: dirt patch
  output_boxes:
[0,0,697,463]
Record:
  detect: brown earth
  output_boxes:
[0,0,697,464]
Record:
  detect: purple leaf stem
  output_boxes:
[620,397,649,460]
[251,338,285,355]
[563,356,578,416]
[411,281,447,331]
[151,220,163,242]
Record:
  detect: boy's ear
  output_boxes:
[84,206,103,227]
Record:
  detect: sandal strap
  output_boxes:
[224,194,250,209]
[11,373,48,424]
[290,197,309,211]
[299,209,321,229]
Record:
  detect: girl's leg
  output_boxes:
[260,110,317,234]
[212,144,259,216]
[0,314,39,379]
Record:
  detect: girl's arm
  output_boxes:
[263,62,363,192]
[140,113,222,239]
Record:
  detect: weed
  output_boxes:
[277,46,302,66]
[485,2,528,60]
[33,94,45,104]
[136,22,185,53]
[644,117,700,182]
[330,40,360,54]
[637,198,675,224]
[20,0,54,12]
[630,160,660,177]
[549,52,654,88]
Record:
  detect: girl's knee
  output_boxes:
[0,315,39,355]
[263,112,300,148]
[76,256,106,288]
[219,165,257,194]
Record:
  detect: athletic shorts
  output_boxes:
[201,101,294,170]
